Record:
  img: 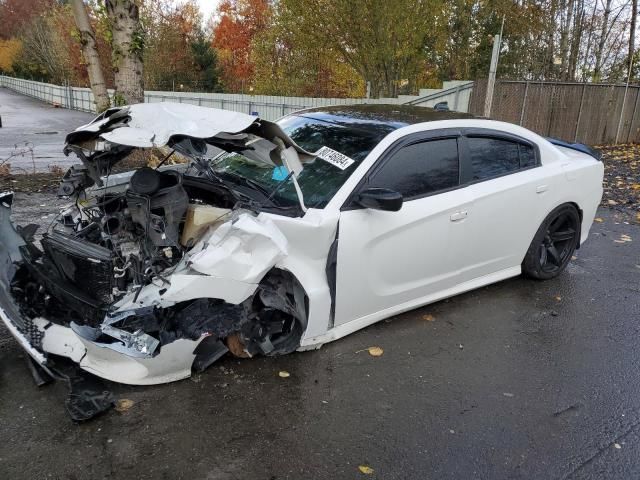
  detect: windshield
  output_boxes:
[208,115,395,208]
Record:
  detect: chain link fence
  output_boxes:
[470,79,640,145]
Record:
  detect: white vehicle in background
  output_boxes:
[0,103,603,419]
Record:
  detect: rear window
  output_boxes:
[468,137,537,181]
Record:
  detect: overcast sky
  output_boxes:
[195,0,222,22]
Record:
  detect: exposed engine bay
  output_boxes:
[0,104,320,420]
[11,163,306,352]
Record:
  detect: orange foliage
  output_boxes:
[0,38,22,73]
[0,0,54,39]
[212,0,270,92]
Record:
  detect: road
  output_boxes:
[1,197,638,480]
[0,88,93,173]
[1,90,639,479]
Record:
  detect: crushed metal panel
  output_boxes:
[162,274,257,305]
[188,213,288,283]
[67,103,261,147]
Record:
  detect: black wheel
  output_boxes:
[522,204,580,280]
[239,308,303,357]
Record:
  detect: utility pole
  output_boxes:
[616,0,638,144]
[484,17,505,118]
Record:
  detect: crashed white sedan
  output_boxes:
[1,103,602,403]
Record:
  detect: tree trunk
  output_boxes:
[593,0,613,81]
[105,0,144,105]
[630,0,638,72]
[70,0,110,112]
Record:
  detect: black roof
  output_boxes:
[293,104,476,130]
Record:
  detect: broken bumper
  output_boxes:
[0,191,205,385]
[0,302,204,385]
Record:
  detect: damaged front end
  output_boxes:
[0,105,312,419]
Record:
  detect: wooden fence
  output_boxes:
[469,79,640,145]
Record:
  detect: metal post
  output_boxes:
[453,84,461,111]
[546,84,557,136]
[615,55,635,144]
[627,87,640,143]
[484,34,501,117]
[519,81,530,126]
[574,83,587,142]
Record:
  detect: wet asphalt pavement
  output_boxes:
[1,90,640,479]
[0,198,638,480]
[0,88,93,172]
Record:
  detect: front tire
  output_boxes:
[522,204,580,280]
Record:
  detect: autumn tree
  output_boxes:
[143,0,220,91]
[212,0,270,92]
[271,0,439,98]
[0,39,22,74]
[0,0,54,39]
[250,3,364,97]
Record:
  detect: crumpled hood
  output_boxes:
[63,103,314,186]
[67,103,262,147]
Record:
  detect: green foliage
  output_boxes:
[129,26,145,56]
[190,34,221,91]
[112,91,127,106]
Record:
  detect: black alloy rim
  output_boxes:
[539,212,577,272]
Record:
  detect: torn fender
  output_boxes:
[188,213,288,283]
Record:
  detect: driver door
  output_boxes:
[334,134,472,327]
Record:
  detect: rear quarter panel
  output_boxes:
[549,146,604,246]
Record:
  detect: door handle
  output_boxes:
[450,211,468,222]
[536,185,548,194]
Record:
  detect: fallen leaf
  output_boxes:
[358,465,374,475]
[278,370,290,378]
[554,295,562,301]
[367,346,384,357]
[594,217,604,223]
[114,399,135,412]
[422,314,435,322]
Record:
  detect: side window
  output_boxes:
[519,143,537,168]
[368,138,459,199]
[468,137,537,181]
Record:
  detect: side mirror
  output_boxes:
[356,188,403,212]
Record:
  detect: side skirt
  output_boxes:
[300,265,521,348]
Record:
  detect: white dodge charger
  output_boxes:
[0,103,603,417]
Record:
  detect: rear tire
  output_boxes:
[522,204,580,280]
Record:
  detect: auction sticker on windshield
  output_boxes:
[315,146,355,170]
